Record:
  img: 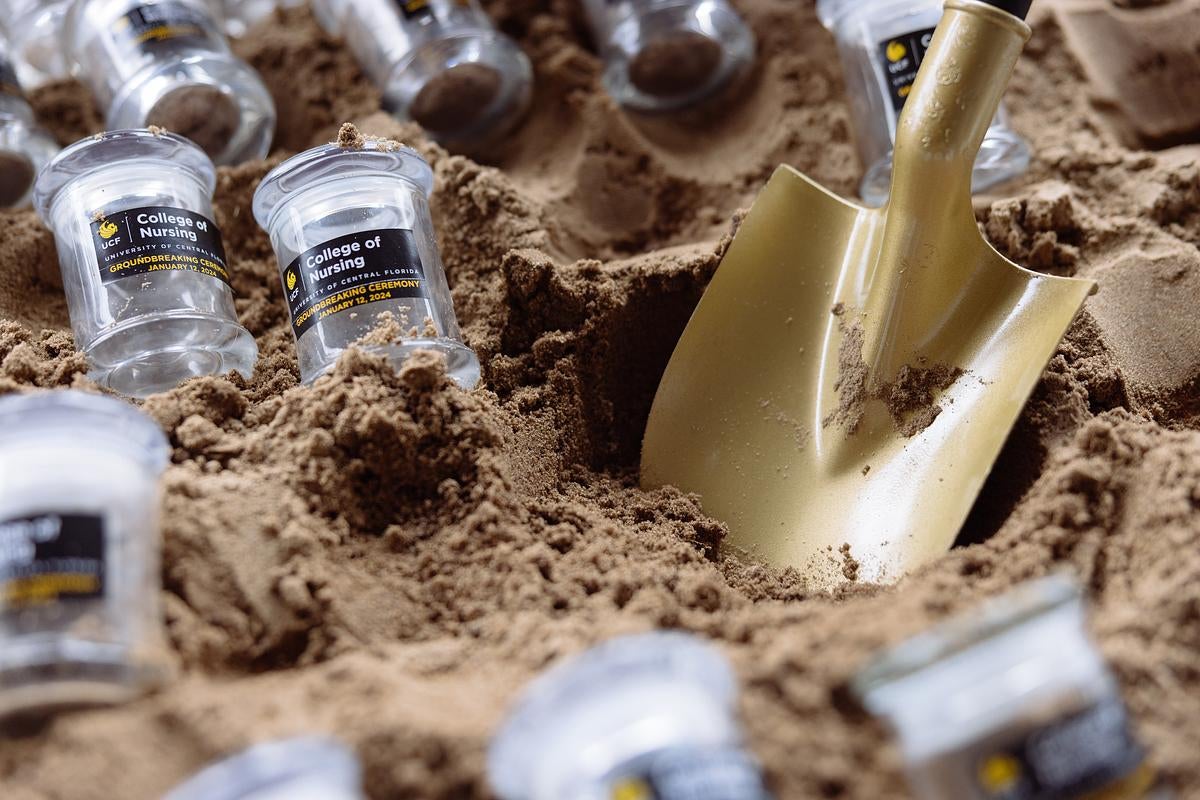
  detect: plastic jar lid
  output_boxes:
[0,390,170,472]
[488,632,739,800]
[163,737,363,800]
[33,129,217,226]
[251,140,434,232]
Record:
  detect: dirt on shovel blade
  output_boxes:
[2,2,1200,797]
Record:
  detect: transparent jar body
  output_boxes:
[818,0,1030,206]
[1,0,73,88]
[0,391,169,719]
[580,0,755,111]
[64,0,275,164]
[165,738,365,800]
[340,0,532,152]
[0,46,60,208]
[488,632,772,800]
[34,130,258,398]
[254,145,480,388]
[855,576,1169,799]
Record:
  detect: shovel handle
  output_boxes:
[888,0,1032,206]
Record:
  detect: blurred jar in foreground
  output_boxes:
[489,631,773,800]
[0,391,170,719]
[253,133,480,388]
[817,0,1030,206]
[335,0,531,153]
[63,0,275,164]
[165,738,366,800]
[855,575,1171,799]
[0,40,59,207]
[0,0,72,88]
[580,0,755,112]
[34,129,258,397]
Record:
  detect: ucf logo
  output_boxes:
[286,269,298,290]
[98,219,119,239]
[94,214,122,248]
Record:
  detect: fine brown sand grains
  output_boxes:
[1,2,1200,799]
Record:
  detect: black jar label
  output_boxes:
[0,57,21,98]
[877,26,937,113]
[111,1,218,52]
[0,513,106,611]
[89,205,231,286]
[969,697,1152,799]
[607,747,771,800]
[282,228,428,338]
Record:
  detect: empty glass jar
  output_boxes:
[1,0,73,88]
[252,137,480,388]
[165,738,366,800]
[63,0,275,164]
[0,42,59,208]
[818,0,1030,206]
[338,0,531,152]
[581,0,755,111]
[34,129,258,397]
[489,632,773,800]
[855,575,1168,799]
[0,390,170,718]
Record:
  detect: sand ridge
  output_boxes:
[0,0,1199,797]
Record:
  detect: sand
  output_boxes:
[1,0,1199,797]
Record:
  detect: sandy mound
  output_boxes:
[1,0,1199,797]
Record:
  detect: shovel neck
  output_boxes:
[888,0,1031,208]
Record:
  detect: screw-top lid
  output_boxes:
[164,738,363,800]
[488,632,740,800]
[0,390,170,473]
[251,139,434,233]
[33,129,217,227]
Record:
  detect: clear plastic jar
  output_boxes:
[580,0,755,111]
[488,632,773,800]
[338,0,531,152]
[0,42,59,208]
[252,138,480,388]
[0,390,170,718]
[165,738,366,800]
[0,0,73,88]
[817,0,1030,206]
[854,575,1169,799]
[62,0,275,164]
[34,129,258,398]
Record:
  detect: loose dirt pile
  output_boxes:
[1,1,1199,797]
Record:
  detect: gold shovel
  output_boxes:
[641,0,1094,585]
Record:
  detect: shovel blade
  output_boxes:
[641,165,1093,586]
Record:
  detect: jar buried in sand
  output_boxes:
[488,632,773,800]
[62,0,275,164]
[165,738,366,800]
[817,0,1030,206]
[0,391,170,719]
[333,0,531,152]
[252,133,480,388]
[580,0,755,111]
[0,43,59,208]
[34,129,258,398]
[855,575,1170,799]
[0,0,72,88]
